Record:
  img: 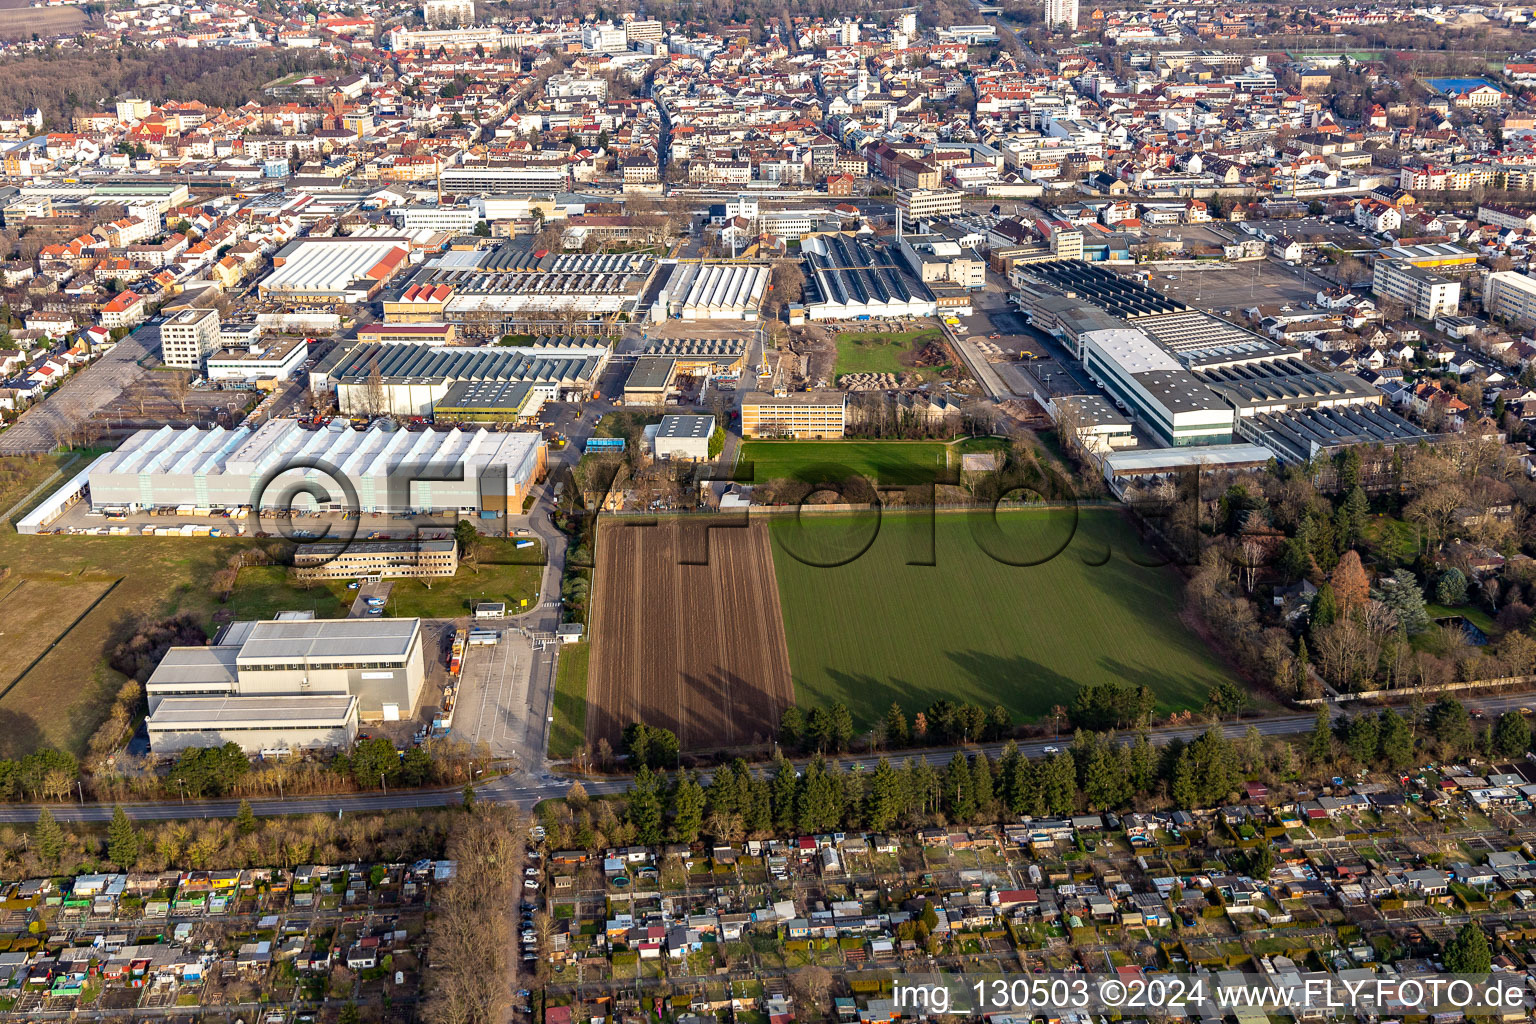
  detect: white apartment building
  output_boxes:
[625,19,663,42]
[422,0,474,26]
[1046,0,1080,29]
[160,307,221,371]
[1372,259,1460,320]
[384,23,508,50]
[1482,270,1536,327]
[581,23,628,52]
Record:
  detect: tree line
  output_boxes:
[0,45,340,126]
[578,695,1536,849]
[422,806,525,1024]
[10,803,463,879]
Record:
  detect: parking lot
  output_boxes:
[452,627,536,760]
[0,322,159,454]
[347,579,393,617]
[1151,259,1326,310]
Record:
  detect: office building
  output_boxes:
[160,307,221,370]
[741,391,847,439]
[897,189,964,219]
[205,335,307,382]
[582,23,628,52]
[293,538,460,580]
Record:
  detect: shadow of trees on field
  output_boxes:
[945,650,1082,719]
[0,709,44,760]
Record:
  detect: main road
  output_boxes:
[3,690,1530,824]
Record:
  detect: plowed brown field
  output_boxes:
[587,518,794,751]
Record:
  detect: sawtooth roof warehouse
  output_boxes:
[63,420,545,517]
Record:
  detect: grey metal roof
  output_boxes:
[147,694,356,728]
[146,646,241,689]
[237,618,419,664]
[657,414,714,439]
[436,378,535,411]
[1197,357,1379,410]
[625,355,676,391]
[1025,260,1187,317]
[329,343,598,386]
[642,336,748,358]
[1244,405,1429,463]
[805,235,922,307]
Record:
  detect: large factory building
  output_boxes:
[145,617,427,753]
[80,419,545,516]
[314,340,607,417]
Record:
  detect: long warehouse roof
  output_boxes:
[263,238,411,294]
[327,342,599,385]
[91,419,543,485]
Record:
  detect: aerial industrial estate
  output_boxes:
[5,0,1536,1021]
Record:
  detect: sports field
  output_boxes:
[770,508,1234,727]
[739,441,951,486]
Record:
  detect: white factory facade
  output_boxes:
[650,262,770,321]
[1079,327,1236,447]
[77,419,546,516]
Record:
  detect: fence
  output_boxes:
[1296,674,1536,706]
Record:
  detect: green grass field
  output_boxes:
[739,441,951,486]
[230,566,351,620]
[548,642,591,760]
[834,328,947,379]
[770,508,1238,727]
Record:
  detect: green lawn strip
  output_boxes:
[549,642,591,759]
[229,565,350,620]
[737,440,950,486]
[1426,603,1499,636]
[380,562,544,617]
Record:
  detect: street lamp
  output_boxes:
[380,772,388,795]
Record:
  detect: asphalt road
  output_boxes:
[6,690,1533,824]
